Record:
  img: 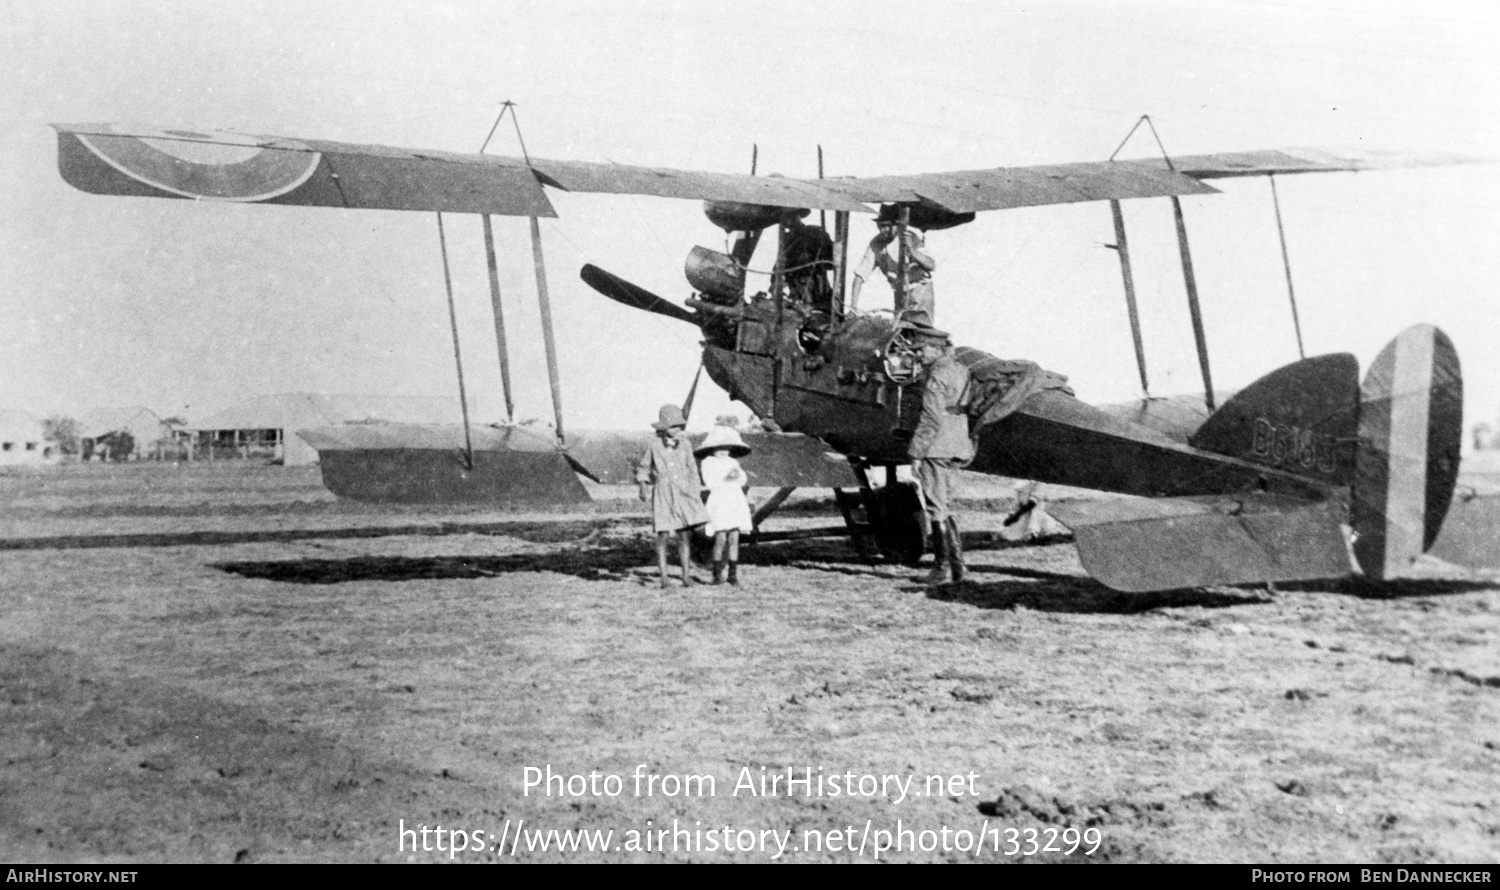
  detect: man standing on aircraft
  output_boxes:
[849,204,937,324]
[780,208,835,316]
[907,324,974,584]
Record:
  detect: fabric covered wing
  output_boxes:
[56,125,1482,217]
[54,124,555,216]
[531,159,872,212]
[846,161,1218,213]
[1157,146,1488,179]
[54,122,1217,216]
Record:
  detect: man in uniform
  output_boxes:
[906,324,974,583]
[849,204,937,325]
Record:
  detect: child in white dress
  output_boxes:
[694,425,753,585]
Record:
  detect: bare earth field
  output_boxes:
[0,462,1496,864]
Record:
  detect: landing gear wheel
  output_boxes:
[870,481,929,566]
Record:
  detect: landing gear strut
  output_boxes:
[835,464,929,566]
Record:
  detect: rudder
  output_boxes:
[1351,324,1463,579]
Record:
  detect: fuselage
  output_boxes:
[699,298,1338,503]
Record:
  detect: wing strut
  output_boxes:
[476,102,526,426]
[494,101,567,444]
[1107,199,1150,397]
[1111,115,1215,409]
[820,146,852,323]
[529,217,566,443]
[1171,194,1215,411]
[832,210,850,321]
[481,214,515,422]
[436,212,475,469]
[1269,174,1307,359]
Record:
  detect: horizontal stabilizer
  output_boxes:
[1052,496,1352,592]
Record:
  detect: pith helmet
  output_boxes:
[694,424,752,458]
[652,404,688,431]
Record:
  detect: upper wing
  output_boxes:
[1157,146,1487,179]
[51,122,1214,215]
[53,122,1481,217]
[54,123,557,216]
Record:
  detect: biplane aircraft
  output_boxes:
[50,121,1497,592]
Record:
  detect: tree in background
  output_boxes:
[42,416,80,457]
[97,430,136,461]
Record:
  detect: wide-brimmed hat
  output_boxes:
[652,404,688,431]
[694,424,752,458]
[875,203,906,225]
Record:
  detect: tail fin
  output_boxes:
[1350,325,1463,579]
[1188,352,1360,487]
[1190,326,1463,580]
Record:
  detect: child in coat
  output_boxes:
[694,425,753,585]
[635,404,709,588]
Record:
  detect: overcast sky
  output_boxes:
[2,0,1497,438]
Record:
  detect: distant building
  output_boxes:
[79,406,175,461]
[0,408,59,466]
[186,393,459,466]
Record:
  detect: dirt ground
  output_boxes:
[0,462,1496,863]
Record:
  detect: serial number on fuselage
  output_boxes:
[1251,416,1341,474]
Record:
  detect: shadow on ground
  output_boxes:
[1288,577,1500,599]
[213,534,924,585]
[921,573,1275,614]
[215,544,652,585]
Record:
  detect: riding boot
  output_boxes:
[926,520,953,584]
[712,560,726,585]
[727,561,740,586]
[946,517,966,583]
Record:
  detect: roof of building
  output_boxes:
[78,405,167,440]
